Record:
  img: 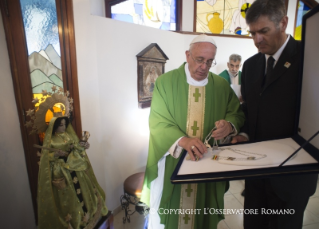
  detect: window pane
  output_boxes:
[196,0,255,36]
[294,1,310,41]
[20,0,63,103]
[111,0,176,31]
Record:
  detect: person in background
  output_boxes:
[219,54,242,85]
[219,54,243,102]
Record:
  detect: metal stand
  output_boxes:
[120,192,149,224]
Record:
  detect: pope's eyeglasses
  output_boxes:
[190,52,217,67]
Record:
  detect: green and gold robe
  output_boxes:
[37,117,108,229]
[141,63,244,229]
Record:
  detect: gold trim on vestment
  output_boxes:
[186,86,205,140]
[179,85,205,229]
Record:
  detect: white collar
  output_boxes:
[265,35,290,65]
[184,63,208,86]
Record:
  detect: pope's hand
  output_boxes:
[231,135,248,143]
[211,120,232,140]
[178,137,207,161]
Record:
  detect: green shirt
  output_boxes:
[218,69,242,85]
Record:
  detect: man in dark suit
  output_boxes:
[231,0,318,228]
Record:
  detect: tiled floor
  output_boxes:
[113,180,319,229]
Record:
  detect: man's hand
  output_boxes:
[178,137,207,161]
[211,120,233,140]
[239,96,243,103]
[231,135,248,143]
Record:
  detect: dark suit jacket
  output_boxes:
[241,36,317,200]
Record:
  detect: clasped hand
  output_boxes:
[54,144,74,157]
[79,141,90,149]
[211,120,233,140]
[178,119,232,161]
[54,149,69,157]
[231,135,248,143]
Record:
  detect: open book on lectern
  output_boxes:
[171,5,319,184]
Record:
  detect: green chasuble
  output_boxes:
[141,63,244,229]
[218,70,242,85]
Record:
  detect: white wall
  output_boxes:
[0,12,36,229]
[90,0,105,16]
[182,0,195,32]
[287,0,298,35]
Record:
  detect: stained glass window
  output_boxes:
[20,0,63,104]
[111,0,177,31]
[294,1,310,41]
[20,0,64,126]
[196,0,255,36]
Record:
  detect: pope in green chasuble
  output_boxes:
[141,57,244,228]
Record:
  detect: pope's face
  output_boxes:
[186,42,216,81]
[227,60,241,75]
[248,15,288,55]
[56,119,66,133]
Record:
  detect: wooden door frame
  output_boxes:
[0,0,82,221]
[56,0,82,134]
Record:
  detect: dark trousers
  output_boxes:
[244,178,310,229]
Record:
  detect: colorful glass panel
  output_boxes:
[111,0,177,31]
[20,0,63,104]
[294,1,310,41]
[196,0,255,36]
